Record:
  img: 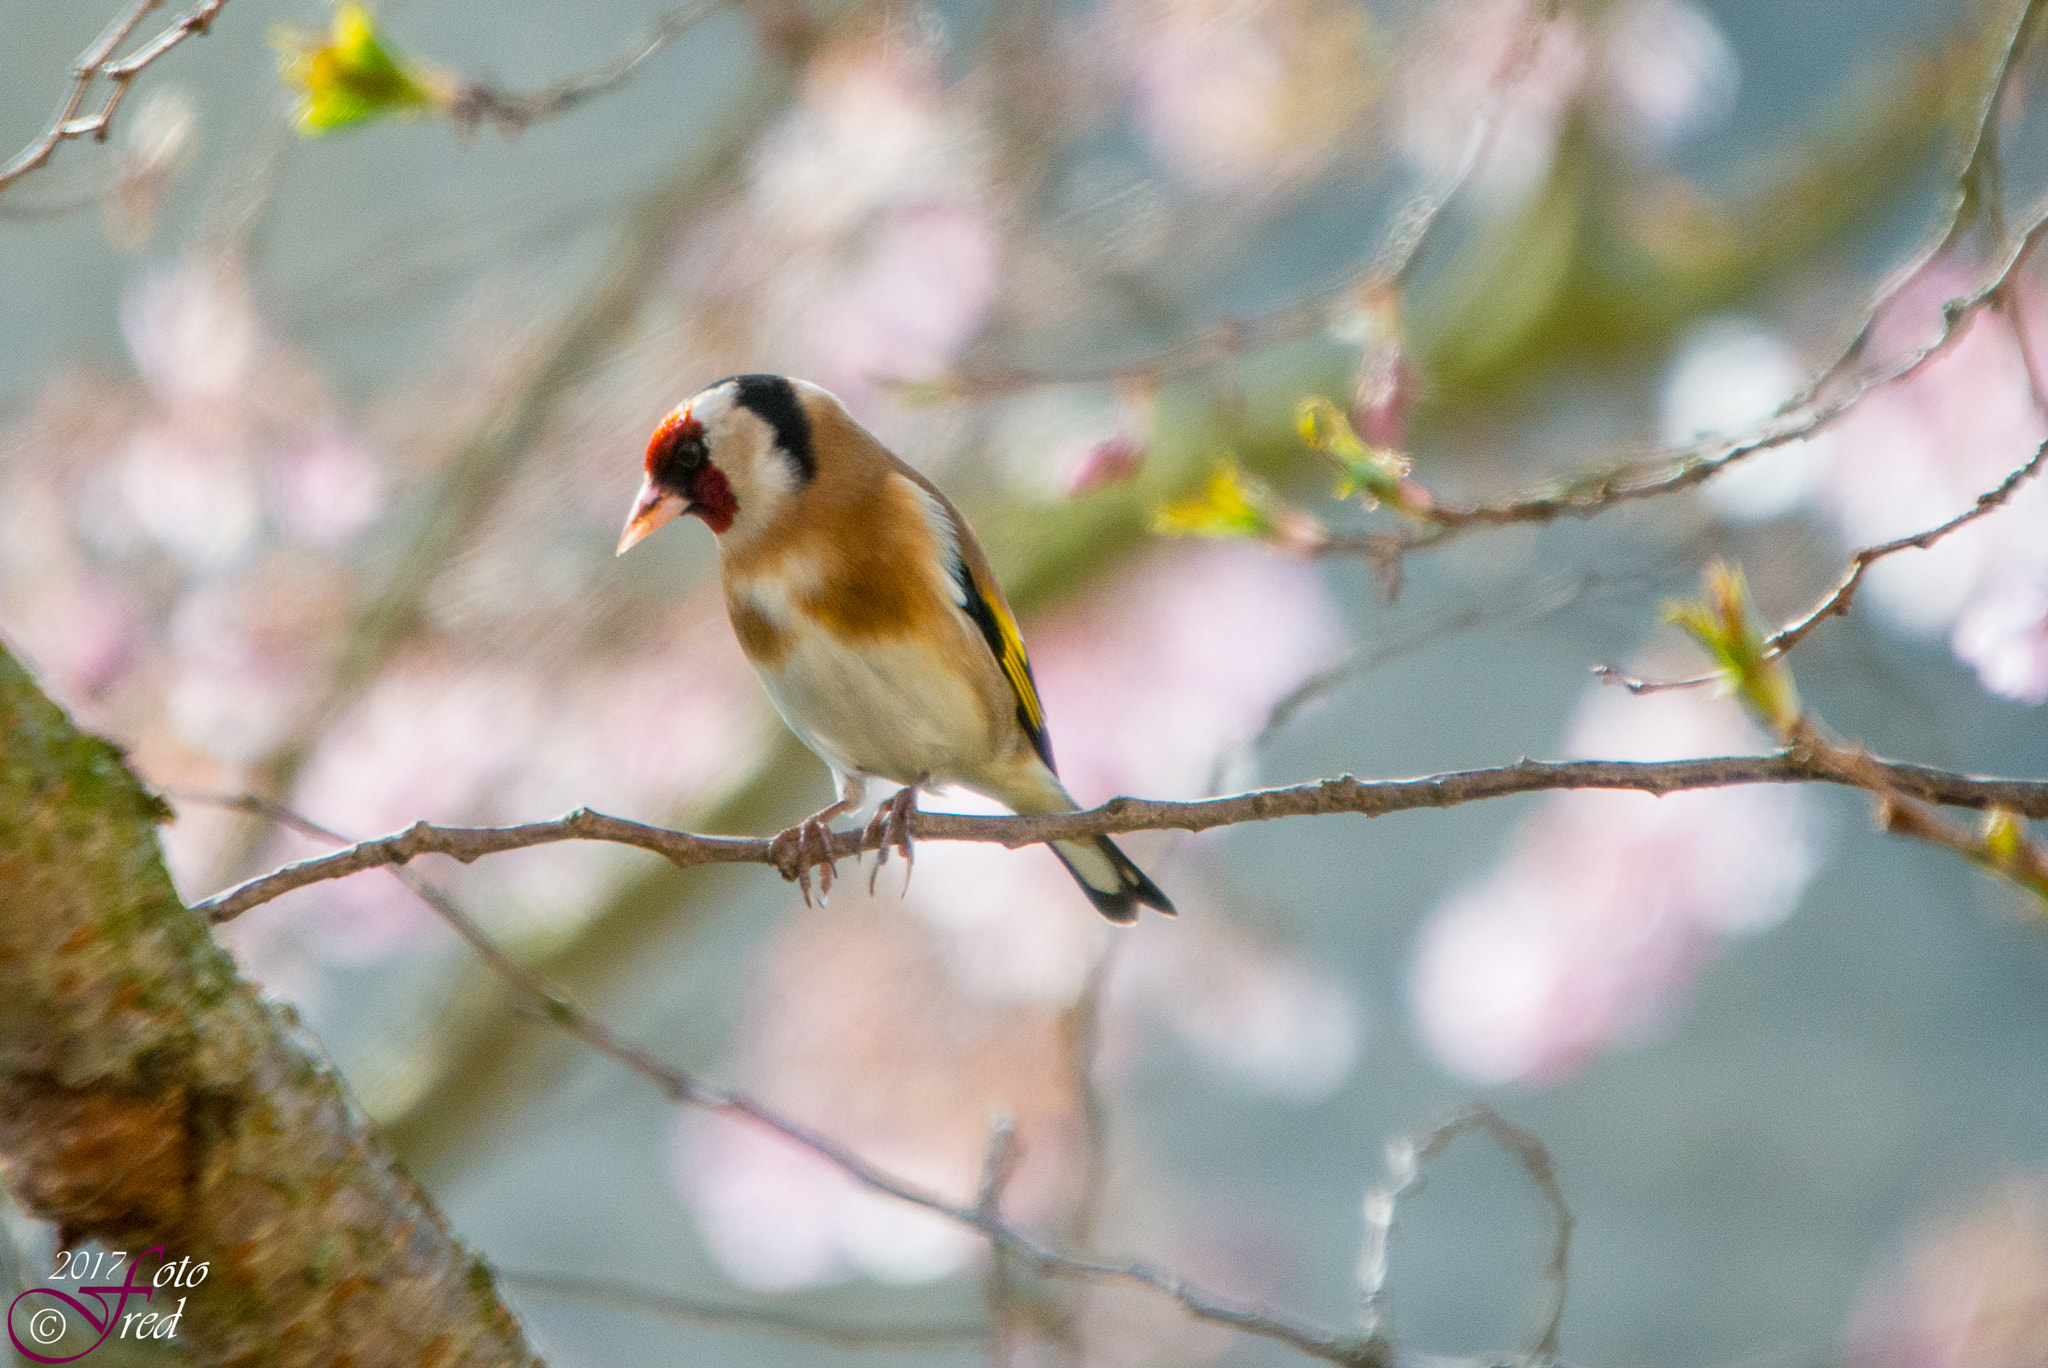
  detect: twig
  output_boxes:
[0,0,228,196]
[1357,1104,1571,1364]
[184,793,1394,1368]
[1225,570,1601,785]
[1385,202,2048,559]
[1598,257,2048,695]
[1764,435,2048,658]
[445,0,731,137]
[1314,2,2048,570]
[500,1271,986,1350]
[979,1118,1024,1367]
[1597,432,2048,694]
[185,753,2048,924]
[1061,943,1121,1256]
[915,0,1561,400]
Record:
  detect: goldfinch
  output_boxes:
[617,374,1173,923]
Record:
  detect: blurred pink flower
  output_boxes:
[1410,684,1822,1087]
[1108,0,1377,194]
[1593,0,1739,157]
[740,24,999,410]
[283,606,765,962]
[1114,0,1291,191]
[1807,266,2048,699]
[8,574,139,701]
[1399,0,1592,207]
[1659,315,1832,522]
[1127,902,1362,1101]
[118,426,262,568]
[1846,1176,2048,1368]
[163,568,341,764]
[1064,432,1147,495]
[268,427,385,546]
[1400,0,1735,207]
[1953,581,2048,705]
[1028,542,1343,801]
[121,255,258,403]
[803,204,999,400]
[673,905,1084,1292]
[749,26,969,242]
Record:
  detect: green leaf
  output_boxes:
[1665,561,1801,738]
[275,4,443,135]
[1295,396,1425,515]
[1152,460,1277,540]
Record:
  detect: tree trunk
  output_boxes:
[0,644,542,1367]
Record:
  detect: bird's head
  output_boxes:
[617,373,821,555]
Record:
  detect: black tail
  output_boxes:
[1050,834,1175,925]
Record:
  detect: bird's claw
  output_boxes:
[771,814,842,907]
[864,782,920,896]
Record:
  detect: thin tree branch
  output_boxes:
[500,1272,986,1350]
[1305,1,2048,570]
[1060,943,1120,1257]
[910,0,1561,400]
[1597,257,2048,696]
[1358,1104,1571,1363]
[979,1117,1024,1367]
[0,0,228,196]
[444,0,733,137]
[186,753,2048,924]
[1370,202,2048,563]
[187,795,1396,1368]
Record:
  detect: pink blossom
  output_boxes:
[7,574,139,701]
[1821,304,2047,638]
[118,426,262,568]
[672,906,1086,1291]
[268,427,385,545]
[739,26,999,411]
[748,27,969,242]
[120,255,258,403]
[1064,433,1147,495]
[1400,0,1736,209]
[1107,0,1378,194]
[1798,265,2048,700]
[1593,0,1739,157]
[1398,0,1593,208]
[1127,902,1362,1101]
[1953,580,2048,706]
[1845,1176,2048,1368]
[1659,315,1831,521]
[1025,542,1343,801]
[1113,0,1293,192]
[801,204,1000,402]
[163,572,335,763]
[281,608,766,963]
[1410,684,1822,1087]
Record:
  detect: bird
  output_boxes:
[617,373,1173,923]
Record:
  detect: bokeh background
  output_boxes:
[5,0,2048,1364]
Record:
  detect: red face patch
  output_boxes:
[690,464,738,534]
[645,409,705,479]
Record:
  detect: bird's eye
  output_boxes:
[645,411,708,489]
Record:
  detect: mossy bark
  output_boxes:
[0,644,541,1367]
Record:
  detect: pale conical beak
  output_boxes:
[617,477,684,556]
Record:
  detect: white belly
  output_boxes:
[754,619,994,787]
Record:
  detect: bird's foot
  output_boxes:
[771,806,849,907]
[865,777,925,896]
